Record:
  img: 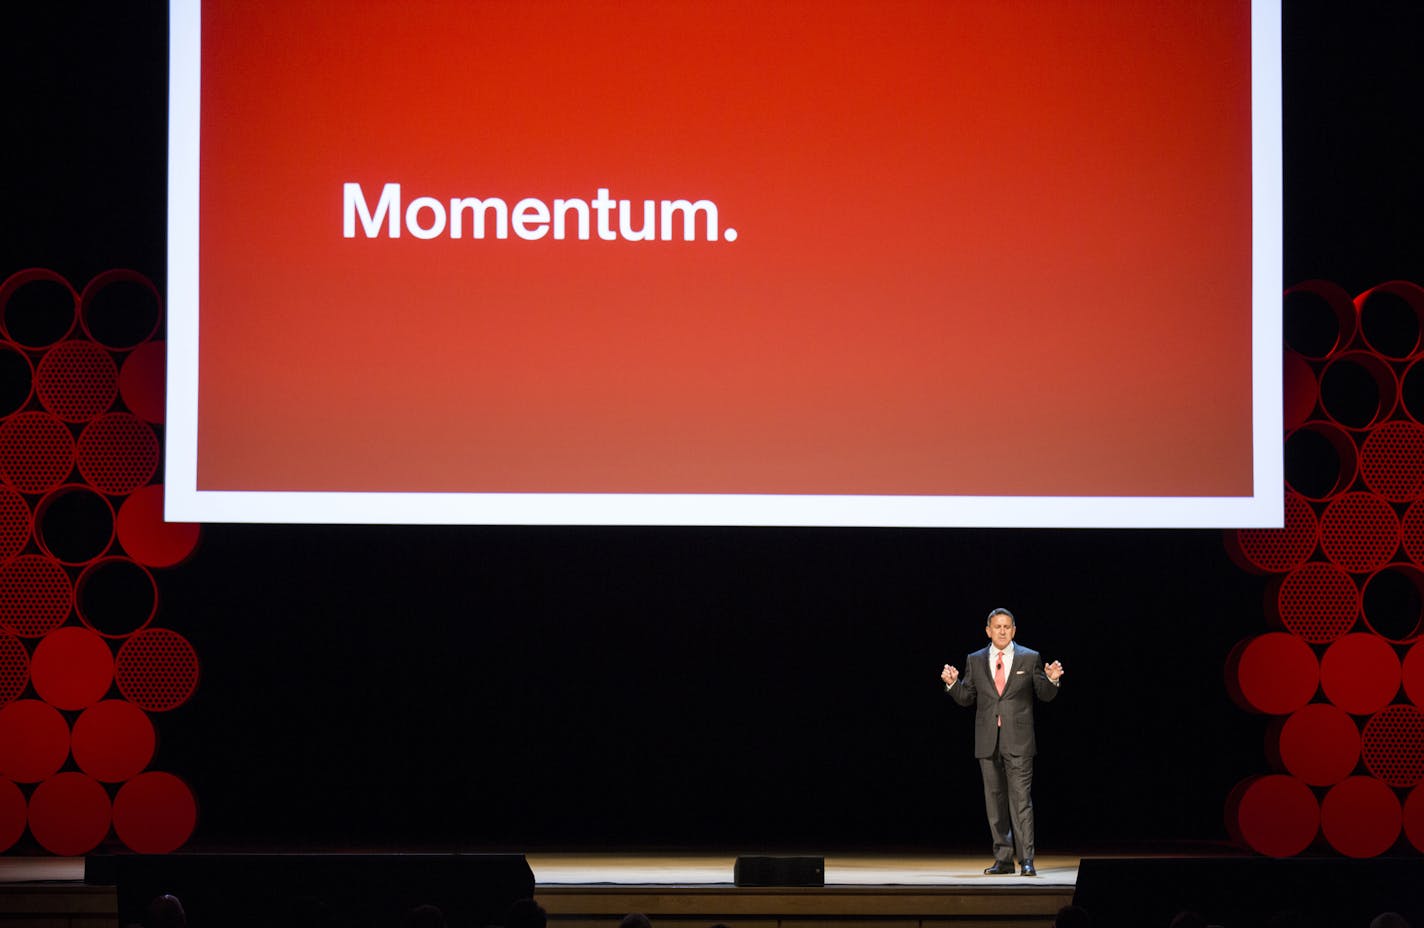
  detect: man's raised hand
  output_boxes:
[941,664,959,686]
[1045,660,1064,683]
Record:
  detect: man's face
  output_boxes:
[985,614,1016,651]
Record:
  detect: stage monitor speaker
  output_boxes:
[733,855,824,887]
[1073,857,1424,928]
[85,853,536,928]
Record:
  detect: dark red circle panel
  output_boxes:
[116,486,201,569]
[1231,492,1318,573]
[0,778,24,853]
[115,629,199,712]
[0,556,73,638]
[1276,703,1361,786]
[1228,775,1319,858]
[76,557,158,638]
[1404,642,1424,706]
[113,771,197,853]
[1320,776,1402,857]
[72,699,155,782]
[1274,562,1359,643]
[34,485,114,566]
[1361,421,1424,502]
[30,626,114,711]
[79,269,161,350]
[76,413,160,495]
[1319,492,1401,572]
[1405,785,1424,853]
[0,487,32,561]
[27,772,111,856]
[0,635,28,706]
[1229,633,1319,715]
[1320,633,1402,715]
[0,269,78,350]
[34,340,118,423]
[118,341,165,424]
[0,699,69,782]
[0,412,75,494]
[1362,704,1424,787]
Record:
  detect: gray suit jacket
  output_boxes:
[947,645,1059,758]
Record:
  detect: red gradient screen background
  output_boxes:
[196,0,1253,496]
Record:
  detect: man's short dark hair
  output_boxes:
[986,607,1015,626]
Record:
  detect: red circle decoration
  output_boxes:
[1361,564,1424,643]
[0,487,31,560]
[1318,351,1399,431]
[0,778,25,852]
[0,412,75,494]
[1283,350,1318,430]
[0,699,69,782]
[75,557,158,638]
[1273,562,1359,643]
[34,340,118,423]
[1228,633,1319,715]
[72,699,155,782]
[113,772,197,853]
[1319,492,1401,572]
[1406,785,1424,853]
[33,484,115,566]
[30,626,114,711]
[1400,501,1424,565]
[0,635,27,705]
[75,413,160,494]
[0,269,78,350]
[1320,633,1402,715]
[115,629,199,711]
[1356,280,1424,360]
[27,772,111,856]
[118,341,165,424]
[79,270,162,350]
[1230,493,1319,574]
[1320,776,1402,858]
[0,555,73,637]
[1276,703,1361,786]
[1404,642,1424,706]
[1361,704,1424,787]
[1227,775,1319,857]
[117,486,200,569]
[1360,421,1424,502]
[1283,279,1357,361]
[1285,422,1360,502]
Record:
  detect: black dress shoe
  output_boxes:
[1020,861,1037,876]
[984,861,1015,875]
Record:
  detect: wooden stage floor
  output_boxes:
[0,854,1081,928]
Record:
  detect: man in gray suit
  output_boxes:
[941,607,1064,877]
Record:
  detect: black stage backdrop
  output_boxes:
[3,1,1423,852]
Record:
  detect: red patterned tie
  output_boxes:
[995,651,1005,727]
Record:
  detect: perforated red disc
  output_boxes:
[30,626,114,711]
[1361,422,1424,502]
[0,487,31,560]
[27,772,111,856]
[1230,493,1318,574]
[34,340,117,423]
[1275,703,1361,786]
[1226,775,1319,858]
[1319,492,1401,572]
[0,556,73,638]
[75,413,159,495]
[72,700,154,782]
[1274,562,1359,643]
[1320,633,1402,715]
[1320,776,1402,858]
[1227,633,1320,715]
[118,341,165,424]
[115,629,198,712]
[113,771,196,853]
[1362,704,1424,787]
[0,412,75,494]
[1400,501,1424,565]
[116,486,201,569]
[0,635,27,706]
[0,699,69,782]
[0,778,25,853]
